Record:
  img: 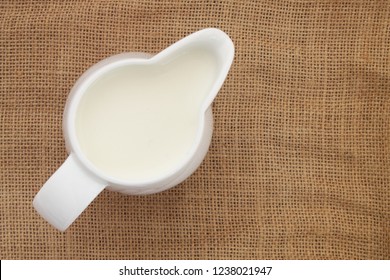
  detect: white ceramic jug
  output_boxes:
[33,28,234,231]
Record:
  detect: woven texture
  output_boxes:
[1,0,390,259]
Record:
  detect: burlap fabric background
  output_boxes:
[1,0,389,260]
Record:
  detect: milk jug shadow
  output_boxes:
[33,28,234,231]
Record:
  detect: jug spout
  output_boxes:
[192,28,235,109]
[152,28,234,111]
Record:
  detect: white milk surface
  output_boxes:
[75,48,217,181]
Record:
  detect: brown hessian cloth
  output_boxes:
[1,1,389,259]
